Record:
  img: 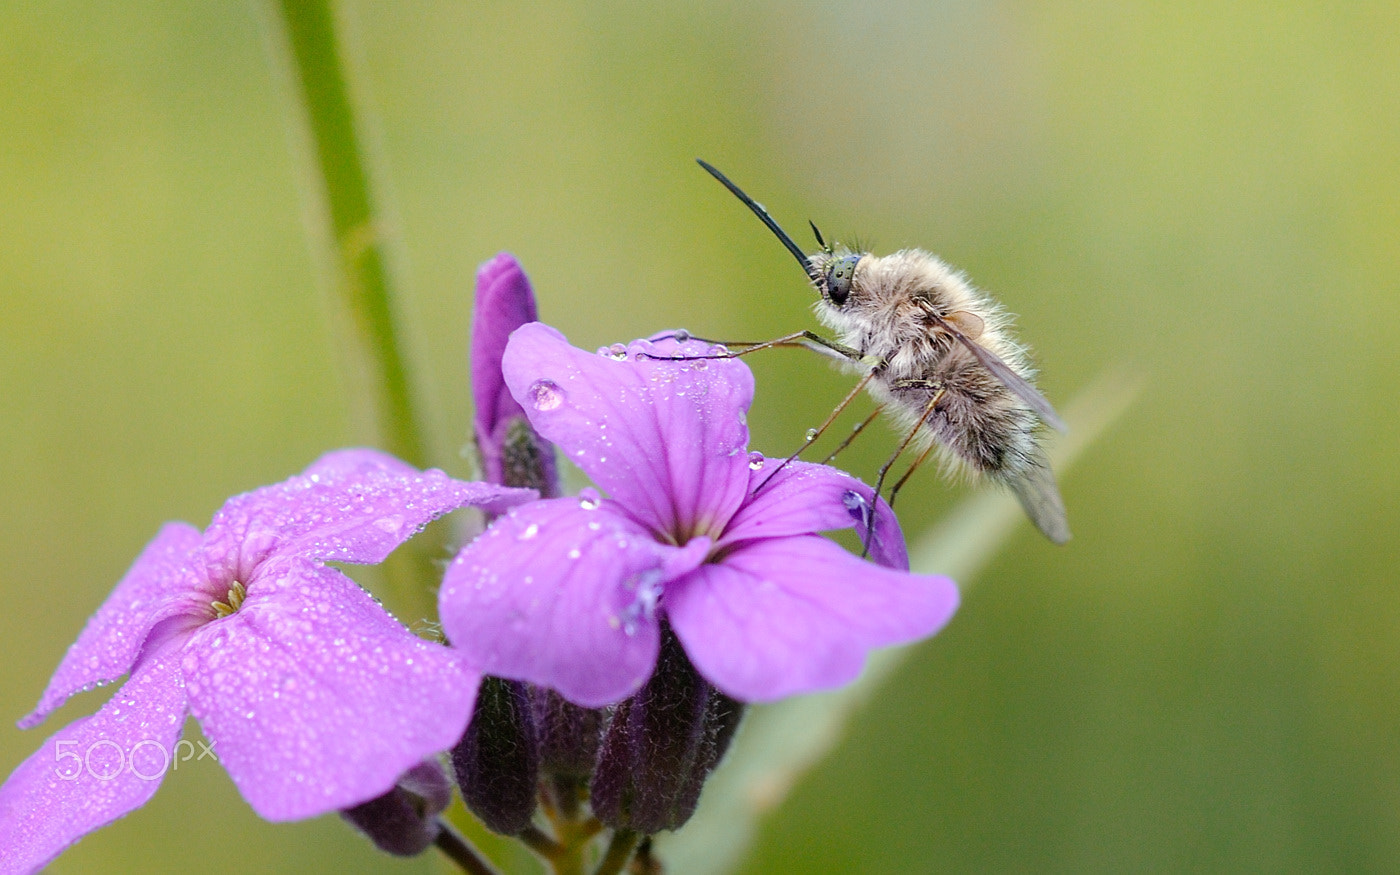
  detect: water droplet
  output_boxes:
[842,490,874,529]
[748,452,766,471]
[607,342,628,361]
[528,380,564,411]
[673,329,691,342]
[805,428,819,442]
[373,515,404,534]
[578,488,601,510]
[693,359,708,370]
[518,522,540,541]
[567,548,582,560]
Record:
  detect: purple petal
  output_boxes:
[0,650,187,872]
[471,254,539,444]
[200,449,533,574]
[720,459,910,570]
[502,323,753,538]
[22,523,202,729]
[441,498,711,707]
[182,560,480,821]
[666,535,958,702]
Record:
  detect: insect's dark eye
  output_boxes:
[825,255,860,307]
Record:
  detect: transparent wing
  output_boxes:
[1008,457,1071,544]
[924,310,1068,433]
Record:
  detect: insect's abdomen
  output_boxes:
[925,349,1040,478]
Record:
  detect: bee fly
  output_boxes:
[690,159,1070,544]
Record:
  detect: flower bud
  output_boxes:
[340,759,453,856]
[590,626,745,834]
[451,676,540,835]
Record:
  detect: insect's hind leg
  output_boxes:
[864,386,944,558]
[821,407,883,465]
[887,437,939,511]
[753,371,876,494]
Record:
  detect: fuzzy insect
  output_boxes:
[695,159,1070,544]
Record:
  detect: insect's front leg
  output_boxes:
[638,329,865,364]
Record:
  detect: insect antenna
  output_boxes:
[696,159,817,282]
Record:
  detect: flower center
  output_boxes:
[210,580,247,619]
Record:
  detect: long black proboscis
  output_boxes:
[696,159,815,279]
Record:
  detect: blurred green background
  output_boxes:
[3,1,1398,871]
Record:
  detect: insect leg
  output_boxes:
[638,330,862,364]
[754,371,876,494]
[821,406,883,464]
[864,388,944,558]
[887,437,939,510]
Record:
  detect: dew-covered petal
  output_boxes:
[719,459,909,570]
[440,498,712,708]
[200,449,534,573]
[22,523,202,729]
[502,323,753,537]
[0,650,187,873]
[666,535,958,702]
[182,560,480,821]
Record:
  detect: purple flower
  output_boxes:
[0,450,532,873]
[439,324,959,707]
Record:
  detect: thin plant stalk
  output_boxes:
[263,0,442,619]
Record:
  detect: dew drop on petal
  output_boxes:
[578,488,602,510]
[518,522,540,541]
[528,380,564,411]
[607,342,628,361]
[842,489,874,530]
[673,329,691,342]
[747,452,766,471]
[373,515,405,534]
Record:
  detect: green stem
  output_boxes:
[592,830,640,875]
[433,817,506,875]
[266,0,442,619]
[270,0,425,468]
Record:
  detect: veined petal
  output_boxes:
[22,523,202,729]
[502,324,753,538]
[182,561,480,821]
[0,649,187,873]
[666,536,958,702]
[441,498,711,707]
[200,449,533,573]
[720,459,909,570]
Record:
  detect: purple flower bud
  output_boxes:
[341,759,454,856]
[450,677,540,835]
[471,254,559,498]
[590,626,743,835]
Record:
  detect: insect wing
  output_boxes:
[1008,458,1071,544]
